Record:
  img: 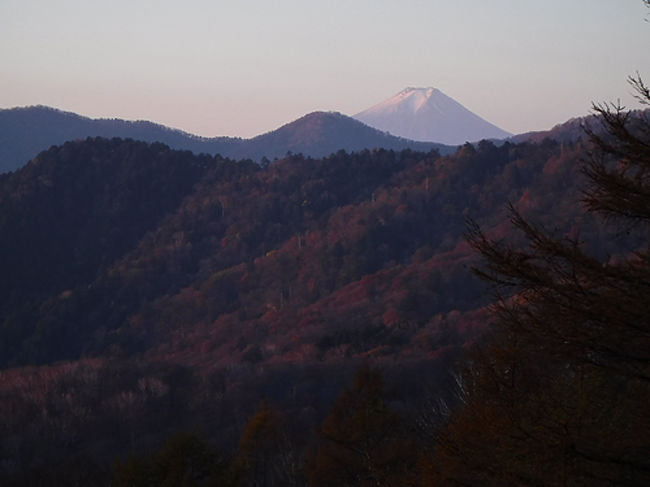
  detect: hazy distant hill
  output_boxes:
[354,87,512,145]
[509,116,592,144]
[507,109,650,146]
[0,106,240,173]
[230,111,450,161]
[0,106,454,173]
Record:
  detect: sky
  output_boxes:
[1,0,648,138]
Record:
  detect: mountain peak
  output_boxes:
[354,87,511,145]
[373,87,440,114]
[401,86,436,96]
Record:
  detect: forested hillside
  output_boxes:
[0,137,583,369]
[0,110,643,484]
[425,78,650,485]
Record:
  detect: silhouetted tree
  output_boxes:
[113,431,238,487]
[237,401,281,487]
[308,364,417,487]
[428,73,650,484]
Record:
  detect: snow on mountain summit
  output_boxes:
[374,87,438,113]
[354,87,511,145]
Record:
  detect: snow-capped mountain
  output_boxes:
[354,87,511,145]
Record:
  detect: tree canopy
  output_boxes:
[428,75,650,486]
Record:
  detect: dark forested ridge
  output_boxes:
[0,108,645,484]
[0,106,453,174]
[0,136,582,369]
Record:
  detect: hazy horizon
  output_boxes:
[1,0,648,138]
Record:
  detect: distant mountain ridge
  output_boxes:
[509,115,595,144]
[232,111,447,161]
[0,106,453,173]
[354,87,512,145]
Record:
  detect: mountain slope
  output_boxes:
[230,111,452,161]
[0,135,590,368]
[509,114,596,144]
[0,106,454,173]
[0,106,240,173]
[354,87,511,145]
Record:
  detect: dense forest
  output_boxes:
[0,131,587,369]
[1,91,649,484]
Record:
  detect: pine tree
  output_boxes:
[308,364,417,487]
[427,57,650,487]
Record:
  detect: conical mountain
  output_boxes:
[233,111,453,160]
[354,87,511,145]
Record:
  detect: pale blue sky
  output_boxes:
[1,0,648,137]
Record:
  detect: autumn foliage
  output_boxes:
[426,78,650,485]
